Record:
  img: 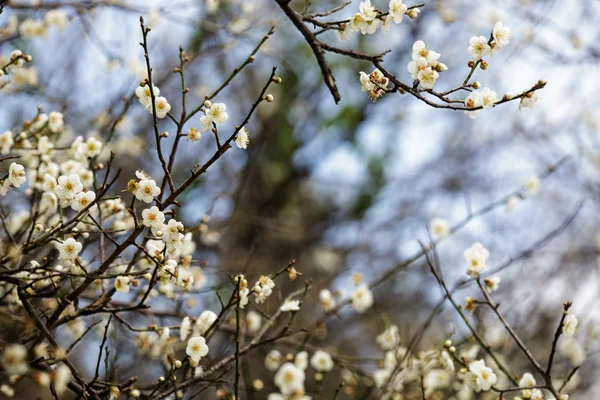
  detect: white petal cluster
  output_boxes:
[464,242,489,278]
[359,68,389,102]
[563,314,578,338]
[133,171,161,204]
[274,362,305,396]
[464,87,498,119]
[280,299,300,312]
[135,84,171,119]
[408,41,447,89]
[466,359,497,392]
[55,237,82,261]
[377,325,400,350]
[253,275,275,304]
[351,283,373,313]
[319,289,336,311]
[235,126,250,149]
[200,102,228,133]
[186,336,209,365]
[310,350,334,372]
[348,0,416,36]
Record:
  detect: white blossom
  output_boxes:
[467,36,491,61]
[280,299,300,312]
[377,325,400,350]
[274,363,305,396]
[135,179,161,203]
[466,359,497,392]
[186,336,209,362]
[8,163,26,187]
[351,283,373,313]
[310,350,334,372]
[71,191,96,211]
[493,21,511,48]
[265,350,283,372]
[114,276,130,293]
[464,242,489,278]
[235,127,250,149]
[464,90,484,119]
[56,238,82,260]
[563,314,578,338]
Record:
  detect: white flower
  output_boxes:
[359,0,378,21]
[519,93,539,110]
[484,276,501,292]
[196,310,218,335]
[135,179,161,203]
[464,242,489,278]
[431,217,450,239]
[246,311,261,333]
[467,36,491,61]
[199,115,212,133]
[71,191,96,211]
[153,96,171,119]
[319,289,336,311]
[412,41,441,68]
[408,57,427,80]
[186,336,209,362]
[8,163,26,187]
[55,174,83,203]
[265,350,283,372]
[253,275,275,303]
[310,350,334,372]
[187,127,201,142]
[493,21,511,48]
[464,91,484,119]
[1,344,28,376]
[38,136,54,154]
[207,103,228,124]
[53,364,72,395]
[280,299,300,312]
[45,10,69,30]
[424,369,451,395]
[359,71,374,92]
[48,112,64,133]
[142,206,165,231]
[293,351,308,370]
[351,13,380,34]
[388,0,408,24]
[441,351,455,372]
[481,87,498,109]
[0,131,14,154]
[519,372,536,388]
[466,359,497,392]
[135,84,159,108]
[56,238,82,260]
[563,314,578,338]
[235,127,250,149]
[114,276,130,293]
[351,283,373,313]
[80,137,103,158]
[274,363,305,396]
[373,369,390,387]
[377,325,400,350]
[180,317,191,341]
[337,23,354,40]
[525,175,540,195]
[531,389,544,400]
[417,67,439,89]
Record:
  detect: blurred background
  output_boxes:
[1,0,599,398]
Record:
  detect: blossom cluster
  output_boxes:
[342,0,419,38]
